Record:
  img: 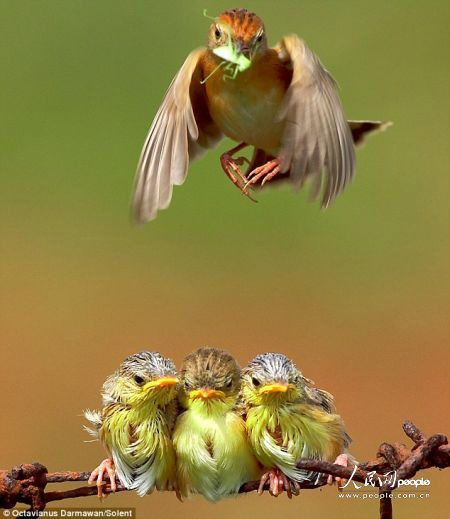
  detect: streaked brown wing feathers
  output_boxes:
[132,48,221,222]
[276,35,355,207]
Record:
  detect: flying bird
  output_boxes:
[239,352,354,497]
[84,351,179,497]
[133,7,389,222]
[173,347,261,501]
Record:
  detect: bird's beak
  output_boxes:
[189,388,225,400]
[156,377,179,387]
[145,376,178,390]
[259,382,288,394]
[234,39,250,58]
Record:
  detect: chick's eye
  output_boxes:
[214,26,221,39]
[225,379,233,388]
[134,375,145,385]
[252,377,261,387]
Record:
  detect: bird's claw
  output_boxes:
[220,147,258,202]
[245,161,281,185]
[257,468,300,498]
[88,458,117,499]
[222,158,257,200]
[327,453,349,489]
[244,159,281,190]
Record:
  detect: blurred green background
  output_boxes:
[1,1,449,517]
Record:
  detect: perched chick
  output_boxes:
[84,351,178,497]
[173,347,260,501]
[240,353,353,497]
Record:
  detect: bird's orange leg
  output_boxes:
[220,142,257,202]
[88,458,118,498]
[244,159,281,189]
[327,453,349,488]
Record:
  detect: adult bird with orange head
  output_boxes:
[133,8,389,222]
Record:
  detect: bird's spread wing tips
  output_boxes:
[276,35,355,207]
[132,49,207,223]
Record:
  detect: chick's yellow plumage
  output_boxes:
[173,347,260,501]
[240,353,353,495]
[84,351,178,497]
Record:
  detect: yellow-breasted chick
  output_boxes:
[240,352,353,497]
[173,347,260,501]
[84,351,178,497]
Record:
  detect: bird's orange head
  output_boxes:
[207,8,267,59]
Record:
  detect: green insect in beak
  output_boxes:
[212,27,252,78]
[201,14,252,84]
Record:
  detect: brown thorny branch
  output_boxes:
[0,421,448,519]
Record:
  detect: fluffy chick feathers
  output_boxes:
[173,347,260,501]
[84,351,178,496]
[240,352,351,484]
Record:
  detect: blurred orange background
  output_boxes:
[1,1,449,518]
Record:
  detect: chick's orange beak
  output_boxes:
[155,377,178,387]
[189,388,225,400]
[259,383,288,394]
[145,376,178,390]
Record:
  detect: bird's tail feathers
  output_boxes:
[348,120,392,146]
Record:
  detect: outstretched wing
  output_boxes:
[132,48,222,222]
[275,35,355,207]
